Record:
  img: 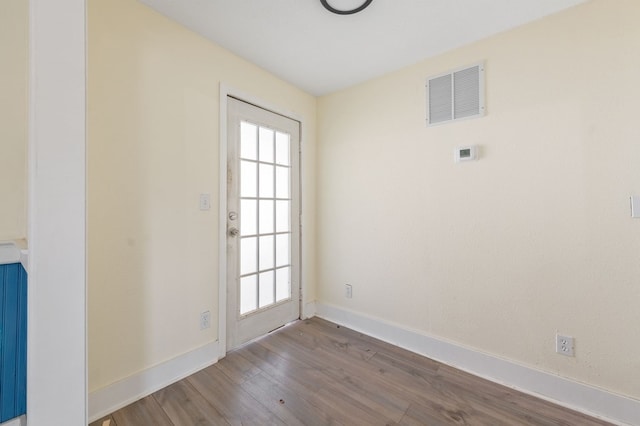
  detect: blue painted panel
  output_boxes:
[15,266,27,416]
[0,263,27,423]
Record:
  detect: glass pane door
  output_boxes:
[238,122,292,315]
[226,97,300,350]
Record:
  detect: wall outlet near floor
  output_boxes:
[345,284,353,299]
[556,334,574,357]
[200,310,211,330]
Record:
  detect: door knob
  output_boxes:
[228,227,239,237]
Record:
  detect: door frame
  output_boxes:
[218,83,304,358]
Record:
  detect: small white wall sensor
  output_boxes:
[199,193,211,211]
[630,196,640,218]
[454,145,478,163]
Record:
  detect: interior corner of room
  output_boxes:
[3,0,640,424]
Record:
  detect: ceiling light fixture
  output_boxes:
[320,0,373,15]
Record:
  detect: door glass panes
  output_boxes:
[240,161,257,198]
[240,199,257,236]
[240,276,257,314]
[275,201,290,233]
[275,267,290,302]
[259,164,274,198]
[239,120,293,315]
[240,237,257,276]
[240,122,257,160]
[275,234,289,268]
[259,235,274,271]
[275,132,290,166]
[275,166,289,199]
[259,271,275,308]
[259,200,274,234]
[259,127,274,163]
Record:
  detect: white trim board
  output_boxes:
[29,0,87,423]
[302,301,316,319]
[218,84,229,360]
[315,302,639,426]
[88,341,219,422]
[0,416,25,426]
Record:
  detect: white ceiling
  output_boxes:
[139,0,586,96]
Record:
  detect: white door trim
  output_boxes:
[218,84,304,358]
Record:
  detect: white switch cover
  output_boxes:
[199,193,211,211]
[631,196,640,218]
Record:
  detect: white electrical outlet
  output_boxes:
[345,284,353,299]
[556,334,574,357]
[200,310,211,330]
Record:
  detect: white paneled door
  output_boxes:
[226,97,300,350]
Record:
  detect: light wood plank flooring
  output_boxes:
[91,318,612,425]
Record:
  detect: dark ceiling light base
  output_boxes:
[320,0,373,15]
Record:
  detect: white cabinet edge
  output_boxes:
[0,415,26,426]
[0,241,29,272]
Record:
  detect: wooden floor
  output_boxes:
[91,318,612,426]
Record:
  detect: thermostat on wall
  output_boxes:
[455,145,478,163]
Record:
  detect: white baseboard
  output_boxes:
[0,415,25,426]
[88,341,219,423]
[315,302,639,426]
[302,301,316,319]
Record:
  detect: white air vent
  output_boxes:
[427,62,485,126]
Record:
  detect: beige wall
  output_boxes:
[88,0,316,392]
[89,0,639,403]
[317,0,640,400]
[0,0,28,240]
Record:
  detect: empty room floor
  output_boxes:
[91,318,612,425]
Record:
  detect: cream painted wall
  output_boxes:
[88,0,316,392]
[317,0,640,401]
[0,0,28,240]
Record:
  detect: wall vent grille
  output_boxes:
[427,62,485,126]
